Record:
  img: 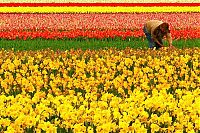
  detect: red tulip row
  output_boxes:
[0,29,199,40]
[0,13,199,31]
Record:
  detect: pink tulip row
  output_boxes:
[0,13,199,31]
[0,29,199,40]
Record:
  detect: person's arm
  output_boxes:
[153,37,164,47]
[152,27,164,47]
[166,33,173,46]
[152,33,164,47]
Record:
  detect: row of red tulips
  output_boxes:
[0,13,199,31]
[0,29,199,40]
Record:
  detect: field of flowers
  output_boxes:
[0,47,199,132]
[0,13,200,40]
[0,48,200,133]
[0,1,200,133]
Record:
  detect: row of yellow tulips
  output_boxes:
[0,6,199,13]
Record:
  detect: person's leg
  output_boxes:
[143,26,154,48]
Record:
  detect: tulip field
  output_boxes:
[0,1,200,133]
[0,13,200,40]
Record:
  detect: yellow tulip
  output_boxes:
[1,80,8,89]
[151,123,160,133]
[4,126,16,133]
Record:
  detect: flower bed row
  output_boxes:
[0,0,199,3]
[0,48,199,132]
[0,13,199,31]
[0,29,199,40]
[0,13,200,30]
[1,3,200,6]
[1,6,200,13]
[0,13,199,39]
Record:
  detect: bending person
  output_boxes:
[143,20,175,49]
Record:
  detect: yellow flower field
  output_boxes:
[0,48,199,133]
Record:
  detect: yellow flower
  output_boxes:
[39,121,57,133]
[25,116,37,128]
[98,101,108,109]
[4,126,16,133]
[159,112,172,125]
[174,130,184,133]
[128,119,140,131]
[0,118,11,128]
[174,122,184,131]
[124,58,133,67]
[113,109,122,120]
[7,62,15,72]
[194,118,200,130]
[118,87,125,95]
[150,114,159,123]
[73,123,86,133]
[1,80,8,89]
[119,120,129,132]
[150,123,160,133]
[140,81,150,91]
[87,126,94,133]
[139,111,149,122]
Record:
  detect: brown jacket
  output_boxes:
[145,20,172,45]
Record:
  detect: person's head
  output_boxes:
[159,22,170,33]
